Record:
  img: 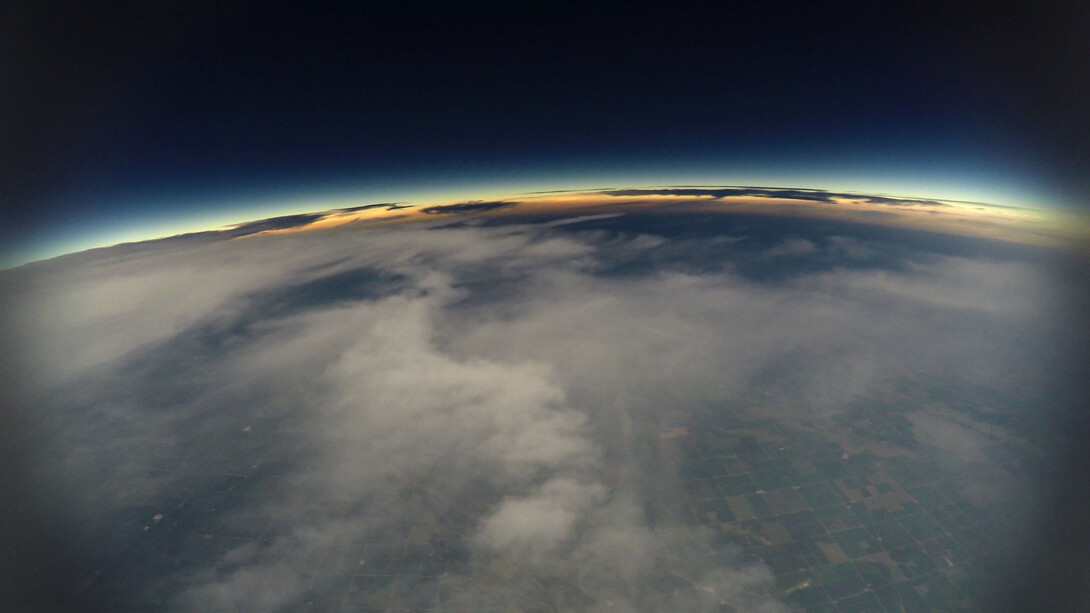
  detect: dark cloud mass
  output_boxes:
[600,187,947,207]
[420,201,521,215]
[222,213,326,237]
[0,210,1070,611]
[336,203,407,213]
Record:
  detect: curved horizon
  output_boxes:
[7,175,1085,271]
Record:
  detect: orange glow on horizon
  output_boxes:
[230,188,1083,248]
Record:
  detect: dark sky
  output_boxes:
[3,2,1088,263]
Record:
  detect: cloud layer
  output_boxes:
[1,213,1063,611]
